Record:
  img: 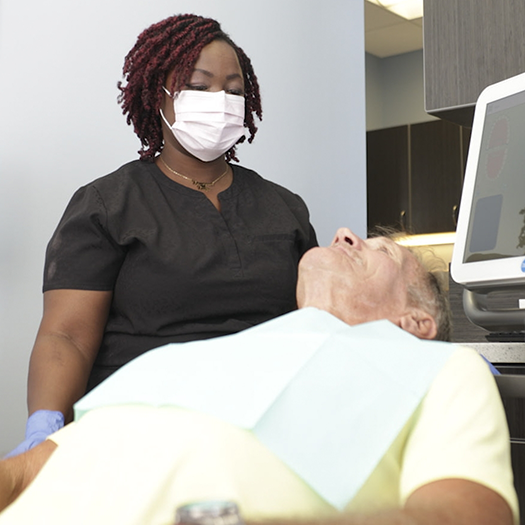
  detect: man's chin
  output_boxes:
[298,246,343,271]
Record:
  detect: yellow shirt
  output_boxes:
[0,346,518,524]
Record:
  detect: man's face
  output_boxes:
[297,227,421,326]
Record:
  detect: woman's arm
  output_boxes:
[27,289,112,423]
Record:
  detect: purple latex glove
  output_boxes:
[4,410,64,458]
[480,354,500,375]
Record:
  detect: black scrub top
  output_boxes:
[43,160,317,389]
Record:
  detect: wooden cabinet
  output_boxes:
[423,0,525,127]
[366,125,409,231]
[367,120,470,234]
[410,120,464,232]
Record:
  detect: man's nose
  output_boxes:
[330,227,363,248]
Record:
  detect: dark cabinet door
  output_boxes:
[410,120,464,233]
[367,120,469,234]
[366,125,409,232]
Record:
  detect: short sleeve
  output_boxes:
[400,346,519,524]
[269,183,318,255]
[43,185,125,292]
[290,191,318,254]
[301,216,318,255]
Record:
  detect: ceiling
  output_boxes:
[364,1,423,58]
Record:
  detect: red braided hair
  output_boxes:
[118,14,263,162]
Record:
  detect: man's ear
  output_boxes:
[398,309,437,340]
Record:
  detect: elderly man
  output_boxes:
[0,228,518,525]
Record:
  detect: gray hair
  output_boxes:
[367,225,452,341]
[406,267,452,342]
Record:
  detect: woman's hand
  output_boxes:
[4,410,63,458]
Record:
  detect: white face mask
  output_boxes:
[160,89,246,162]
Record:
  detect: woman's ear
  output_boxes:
[398,309,438,340]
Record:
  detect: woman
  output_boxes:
[8,14,317,456]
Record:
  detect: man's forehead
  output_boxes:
[368,235,406,254]
[370,236,421,271]
[400,245,426,279]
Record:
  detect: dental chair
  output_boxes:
[496,374,525,524]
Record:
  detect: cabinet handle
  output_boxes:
[452,205,459,227]
[400,210,406,231]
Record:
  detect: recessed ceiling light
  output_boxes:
[367,0,423,20]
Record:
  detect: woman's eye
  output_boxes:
[227,89,245,97]
[185,84,208,91]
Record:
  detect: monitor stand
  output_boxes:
[485,332,525,343]
[463,287,525,341]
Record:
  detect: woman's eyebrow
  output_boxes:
[191,69,242,82]
[226,73,243,80]
[192,68,213,78]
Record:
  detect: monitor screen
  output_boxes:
[451,72,525,290]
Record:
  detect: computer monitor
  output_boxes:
[451,71,525,335]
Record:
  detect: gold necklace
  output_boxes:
[159,157,229,191]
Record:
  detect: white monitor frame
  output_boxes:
[451,71,525,291]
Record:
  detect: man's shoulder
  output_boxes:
[417,344,502,432]
[433,345,496,386]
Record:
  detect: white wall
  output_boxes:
[366,50,436,130]
[0,0,366,454]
